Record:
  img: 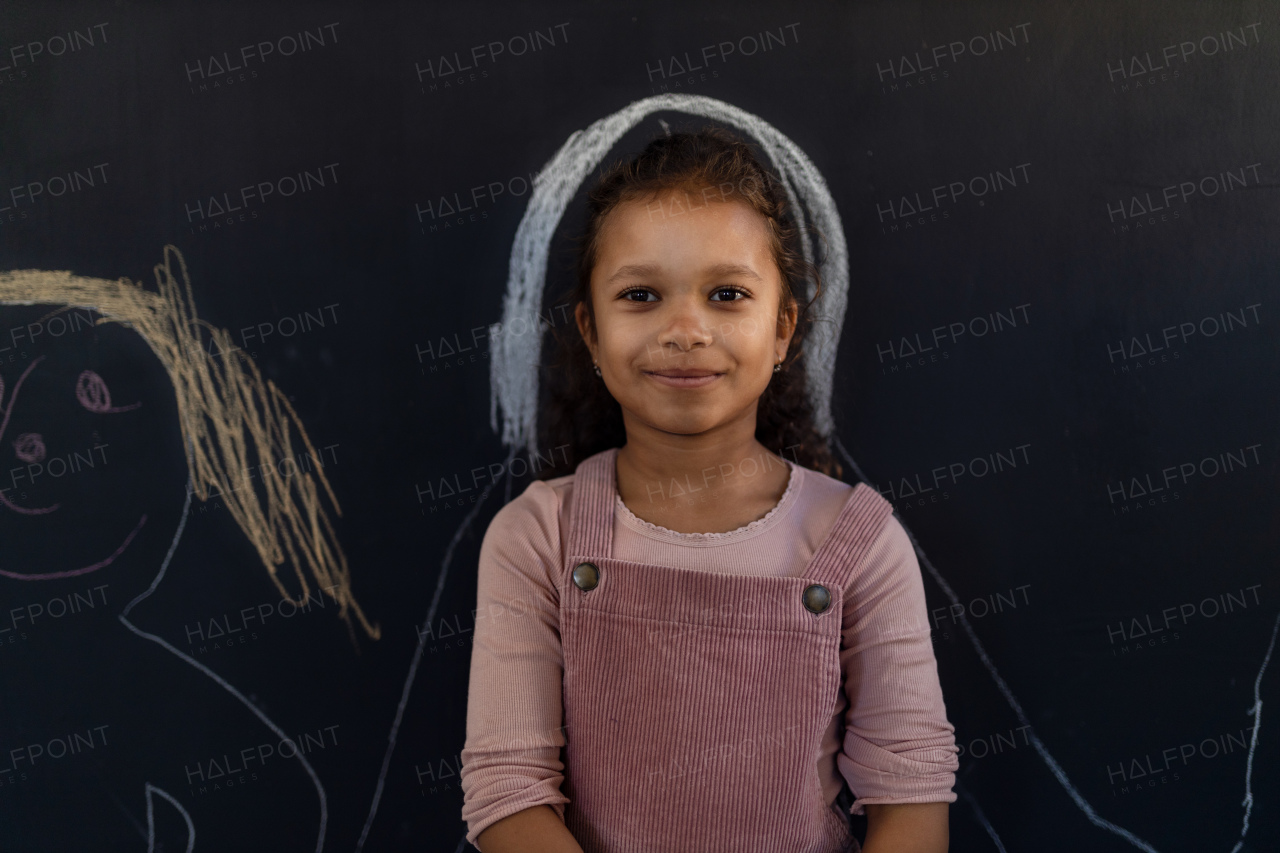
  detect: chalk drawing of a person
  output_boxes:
[0,244,378,852]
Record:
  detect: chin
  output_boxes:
[646,414,723,435]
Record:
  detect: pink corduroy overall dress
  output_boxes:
[558,447,894,853]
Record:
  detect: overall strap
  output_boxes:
[804,482,895,591]
[564,446,620,572]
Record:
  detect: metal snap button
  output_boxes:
[572,562,600,591]
[802,584,831,614]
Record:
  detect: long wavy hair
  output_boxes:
[0,245,379,641]
[535,125,842,480]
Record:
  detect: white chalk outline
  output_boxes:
[835,435,1161,852]
[1230,607,1280,852]
[839,436,1280,852]
[119,480,330,853]
[145,782,195,853]
[479,93,1159,852]
[480,90,1160,850]
[488,93,849,455]
[354,454,514,852]
[359,92,858,847]
[956,780,1007,853]
[363,94,1271,852]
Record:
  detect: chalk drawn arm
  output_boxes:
[145,782,194,853]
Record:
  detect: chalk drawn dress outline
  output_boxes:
[359,94,1278,852]
[0,245,380,852]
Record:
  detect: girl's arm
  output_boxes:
[461,482,574,848]
[863,803,949,853]
[477,805,586,853]
[836,515,960,840]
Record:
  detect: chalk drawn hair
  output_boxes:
[0,245,379,640]
[490,94,851,473]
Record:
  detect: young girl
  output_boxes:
[461,128,958,853]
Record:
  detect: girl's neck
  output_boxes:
[614,438,794,535]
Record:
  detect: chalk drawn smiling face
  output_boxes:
[0,317,184,582]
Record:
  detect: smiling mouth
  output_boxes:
[643,371,723,388]
[0,514,148,581]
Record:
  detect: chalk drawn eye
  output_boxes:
[76,370,113,412]
[12,433,45,464]
[75,370,141,414]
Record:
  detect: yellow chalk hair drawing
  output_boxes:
[0,244,379,640]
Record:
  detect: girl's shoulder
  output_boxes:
[793,461,855,498]
[481,473,578,576]
[506,472,576,524]
[784,462,900,551]
[788,461,868,522]
[487,473,574,528]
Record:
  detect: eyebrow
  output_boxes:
[606,263,660,283]
[606,262,763,283]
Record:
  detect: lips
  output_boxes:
[643,369,723,388]
[648,370,719,378]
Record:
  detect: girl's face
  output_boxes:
[577,189,797,439]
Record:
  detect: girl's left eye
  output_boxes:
[710,286,748,302]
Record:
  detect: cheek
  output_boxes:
[601,324,649,364]
[726,313,779,359]
[736,314,770,345]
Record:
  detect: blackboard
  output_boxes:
[1,2,1277,851]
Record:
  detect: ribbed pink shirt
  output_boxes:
[460,458,959,848]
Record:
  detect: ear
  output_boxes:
[776,293,798,356]
[574,301,596,357]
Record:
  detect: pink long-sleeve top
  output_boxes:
[460,457,959,848]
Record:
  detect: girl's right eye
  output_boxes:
[618,287,656,302]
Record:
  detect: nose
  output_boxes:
[13,432,46,463]
[657,295,716,352]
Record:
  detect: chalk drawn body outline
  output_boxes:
[361,93,1276,852]
[0,246,379,852]
[117,484,325,853]
[145,781,195,853]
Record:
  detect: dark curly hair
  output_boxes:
[534,124,841,481]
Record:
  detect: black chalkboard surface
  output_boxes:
[1,2,1277,851]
